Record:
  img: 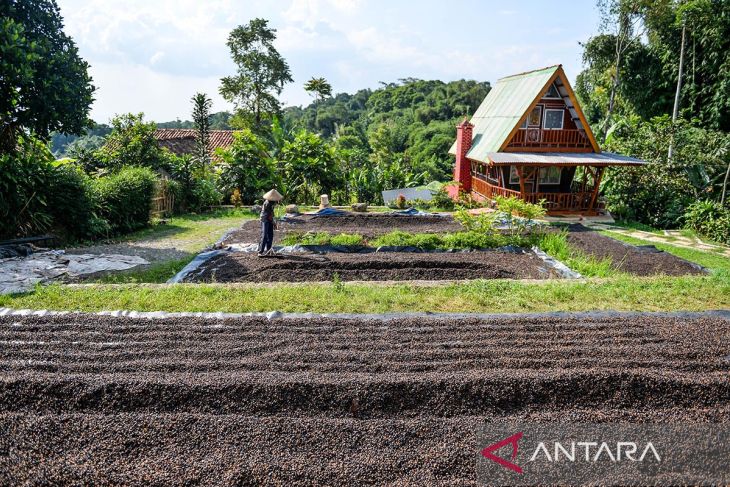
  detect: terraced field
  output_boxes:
[0,312,728,485]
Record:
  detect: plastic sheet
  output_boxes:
[1,252,149,294]
[312,208,347,217]
[1,306,727,322]
[532,246,583,279]
[166,249,227,283]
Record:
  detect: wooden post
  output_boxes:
[516,166,526,198]
[588,166,605,211]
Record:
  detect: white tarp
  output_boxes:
[381,187,434,204]
[0,251,148,294]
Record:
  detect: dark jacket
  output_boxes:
[260,200,275,222]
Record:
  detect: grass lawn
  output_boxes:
[2,216,728,314]
[599,231,730,273]
[116,208,256,253]
[91,209,256,284]
[1,274,727,313]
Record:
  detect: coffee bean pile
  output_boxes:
[1,313,727,485]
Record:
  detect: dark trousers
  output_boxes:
[259,221,274,253]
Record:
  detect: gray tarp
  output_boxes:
[0,252,148,294]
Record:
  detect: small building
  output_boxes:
[154,129,236,161]
[449,65,645,215]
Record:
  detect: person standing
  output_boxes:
[258,189,282,256]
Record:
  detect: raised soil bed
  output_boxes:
[223,213,465,245]
[1,312,727,485]
[567,224,706,276]
[183,250,559,283]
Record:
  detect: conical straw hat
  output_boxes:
[263,189,283,201]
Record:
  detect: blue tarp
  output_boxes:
[312,207,347,216]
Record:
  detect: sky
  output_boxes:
[56,0,602,123]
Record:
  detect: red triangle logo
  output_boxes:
[481,432,524,474]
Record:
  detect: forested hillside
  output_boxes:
[53,79,489,183]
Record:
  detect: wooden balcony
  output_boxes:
[507,128,592,150]
[471,177,600,214]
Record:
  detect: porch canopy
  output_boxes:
[485,151,646,166]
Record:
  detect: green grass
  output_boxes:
[109,208,256,253]
[1,274,727,313]
[76,208,256,284]
[610,220,664,234]
[95,257,193,284]
[537,232,618,278]
[281,232,365,246]
[599,231,730,273]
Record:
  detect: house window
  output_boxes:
[543,109,564,130]
[538,166,562,185]
[487,165,499,183]
[472,162,488,180]
[544,82,561,99]
[520,105,543,129]
[509,166,535,185]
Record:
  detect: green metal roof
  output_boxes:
[449,65,560,163]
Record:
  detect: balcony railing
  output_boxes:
[507,129,591,149]
[471,178,599,213]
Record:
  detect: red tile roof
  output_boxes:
[154,129,236,158]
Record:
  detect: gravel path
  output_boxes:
[184,250,560,283]
[0,313,727,485]
[567,224,706,276]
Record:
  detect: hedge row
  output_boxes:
[1,144,157,242]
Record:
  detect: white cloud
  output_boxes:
[149,51,165,65]
[55,0,598,121]
[88,62,232,122]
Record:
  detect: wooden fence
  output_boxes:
[150,179,175,218]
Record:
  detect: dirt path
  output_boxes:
[588,223,730,257]
[66,214,252,264]
[0,312,727,485]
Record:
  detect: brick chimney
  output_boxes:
[453,118,474,192]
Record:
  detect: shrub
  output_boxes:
[0,139,55,238]
[683,201,730,244]
[47,164,103,240]
[189,177,222,212]
[94,166,157,234]
[430,186,455,211]
[495,196,547,220]
[231,188,243,207]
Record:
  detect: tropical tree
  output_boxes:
[219,18,293,132]
[304,77,333,104]
[278,130,341,205]
[218,129,278,203]
[96,113,170,172]
[191,92,212,169]
[594,0,649,141]
[0,0,94,152]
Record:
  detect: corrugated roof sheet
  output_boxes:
[449,65,560,161]
[486,152,646,166]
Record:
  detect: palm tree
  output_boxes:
[304,77,333,104]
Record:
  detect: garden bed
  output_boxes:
[1,312,727,485]
[182,249,560,283]
[222,212,464,245]
[567,224,707,276]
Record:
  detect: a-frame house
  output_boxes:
[449,65,645,215]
